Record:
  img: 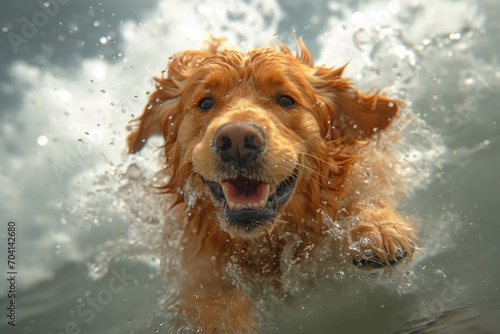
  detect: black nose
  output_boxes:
[213,122,265,164]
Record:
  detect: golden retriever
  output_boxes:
[127,37,415,333]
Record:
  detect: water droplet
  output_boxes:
[464,78,474,86]
[37,135,48,146]
[99,36,108,44]
[334,270,345,280]
[434,269,447,278]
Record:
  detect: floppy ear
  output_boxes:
[335,83,399,141]
[311,65,400,142]
[127,37,225,153]
[127,80,172,153]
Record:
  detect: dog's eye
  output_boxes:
[276,96,295,108]
[198,98,214,111]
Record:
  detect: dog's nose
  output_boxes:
[213,122,265,164]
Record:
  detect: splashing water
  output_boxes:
[1,0,489,332]
[84,0,477,329]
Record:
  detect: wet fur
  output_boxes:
[128,37,415,333]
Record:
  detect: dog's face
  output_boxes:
[187,51,322,237]
[128,40,399,238]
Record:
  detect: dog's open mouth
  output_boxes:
[204,171,297,234]
[222,176,271,211]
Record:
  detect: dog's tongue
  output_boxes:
[221,176,270,211]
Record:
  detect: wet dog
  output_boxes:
[128,37,415,332]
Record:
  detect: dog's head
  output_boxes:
[128,38,398,238]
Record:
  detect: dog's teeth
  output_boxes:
[223,183,270,211]
[263,184,270,200]
[222,184,230,201]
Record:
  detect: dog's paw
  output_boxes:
[353,245,413,269]
[348,208,416,270]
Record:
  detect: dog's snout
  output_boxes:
[213,122,265,164]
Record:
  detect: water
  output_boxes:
[1,0,499,333]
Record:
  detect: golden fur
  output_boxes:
[127,37,415,333]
